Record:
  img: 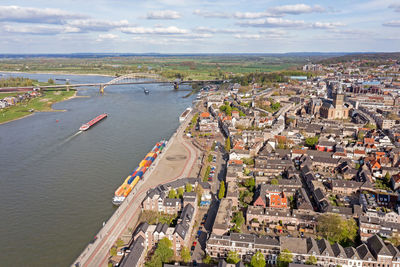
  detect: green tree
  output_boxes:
[232,211,245,232]
[168,189,176,199]
[305,255,317,265]
[227,251,240,264]
[225,137,231,152]
[244,177,255,191]
[185,183,193,192]
[177,187,185,198]
[364,123,376,129]
[317,214,358,246]
[218,181,225,200]
[204,165,211,182]
[250,251,266,267]
[305,136,319,147]
[203,254,212,264]
[47,78,54,84]
[357,131,365,141]
[110,246,117,257]
[116,238,124,248]
[241,157,255,166]
[145,254,162,267]
[180,246,191,263]
[270,178,279,185]
[384,172,391,184]
[157,237,174,263]
[277,249,293,267]
[195,185,203,206]
[208,154,213,162]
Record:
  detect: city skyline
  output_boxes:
[0,0,399,53]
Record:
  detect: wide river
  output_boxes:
[0,72,195,266]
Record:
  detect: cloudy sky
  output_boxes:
[0,0,399,53]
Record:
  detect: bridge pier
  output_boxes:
[66,85,70,92]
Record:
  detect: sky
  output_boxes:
[0,0,399,53]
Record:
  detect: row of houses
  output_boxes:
[206,233,400,267]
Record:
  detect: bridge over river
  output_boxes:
[0,73,224,94]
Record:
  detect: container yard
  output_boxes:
[112,140,167,205]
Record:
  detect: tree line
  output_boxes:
[0,77,36,87]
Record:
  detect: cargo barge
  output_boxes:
[179,107,192,123]
[112,140,167,205]
[79,113,108,131]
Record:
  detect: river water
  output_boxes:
[0,72,194,266]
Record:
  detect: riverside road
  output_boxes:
[73,111,200,267]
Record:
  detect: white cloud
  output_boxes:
[389,4,400,12]
[146,10,181,20]
[194,26,243,34]
[67,19,130,32]
[0,5,86,24]
[121,26,188,34]
[238,18,306,28]
[312,22,346,29]
[239,18,344,30]
[234,34,261,40]
[233,11,279,19]
[383,20,400,27]
[193,9,230,18]
[1,24,78,35]
[268,4,325,15]
[259,29,288,38]
[96,33,119,42]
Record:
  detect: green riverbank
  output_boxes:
[0,90,77,124]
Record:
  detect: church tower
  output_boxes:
[333,87,344,109]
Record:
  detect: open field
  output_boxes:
[0,55,314,80]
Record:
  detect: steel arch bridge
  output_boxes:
[103,73,165,90]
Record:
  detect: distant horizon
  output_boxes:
[0,51,399,57]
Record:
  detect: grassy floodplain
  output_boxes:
[0,89,76,124]
[0,55,311,80]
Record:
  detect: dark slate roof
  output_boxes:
[133,222,149,237]
[254,236,280,247]
[164,198,181,206]
[280,237,307,254]
[367,234,392,257]
[331,243,346,258]
[120,236,145,267]
[180,203,194,222]
[317,239,334,257]
[275,149,291,158]
[356,243,375,261]
[307,150,333,159]
[386,243,400,258]
[306,237,320,255]
[155,223,168,234]
[183,192,197,198]
[313,188,326,202]
[174,221,189,239]
[345,247,361,260]
[231,233,255,243]
[199,181,211,190]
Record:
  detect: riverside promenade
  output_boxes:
[72,111,201,267]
